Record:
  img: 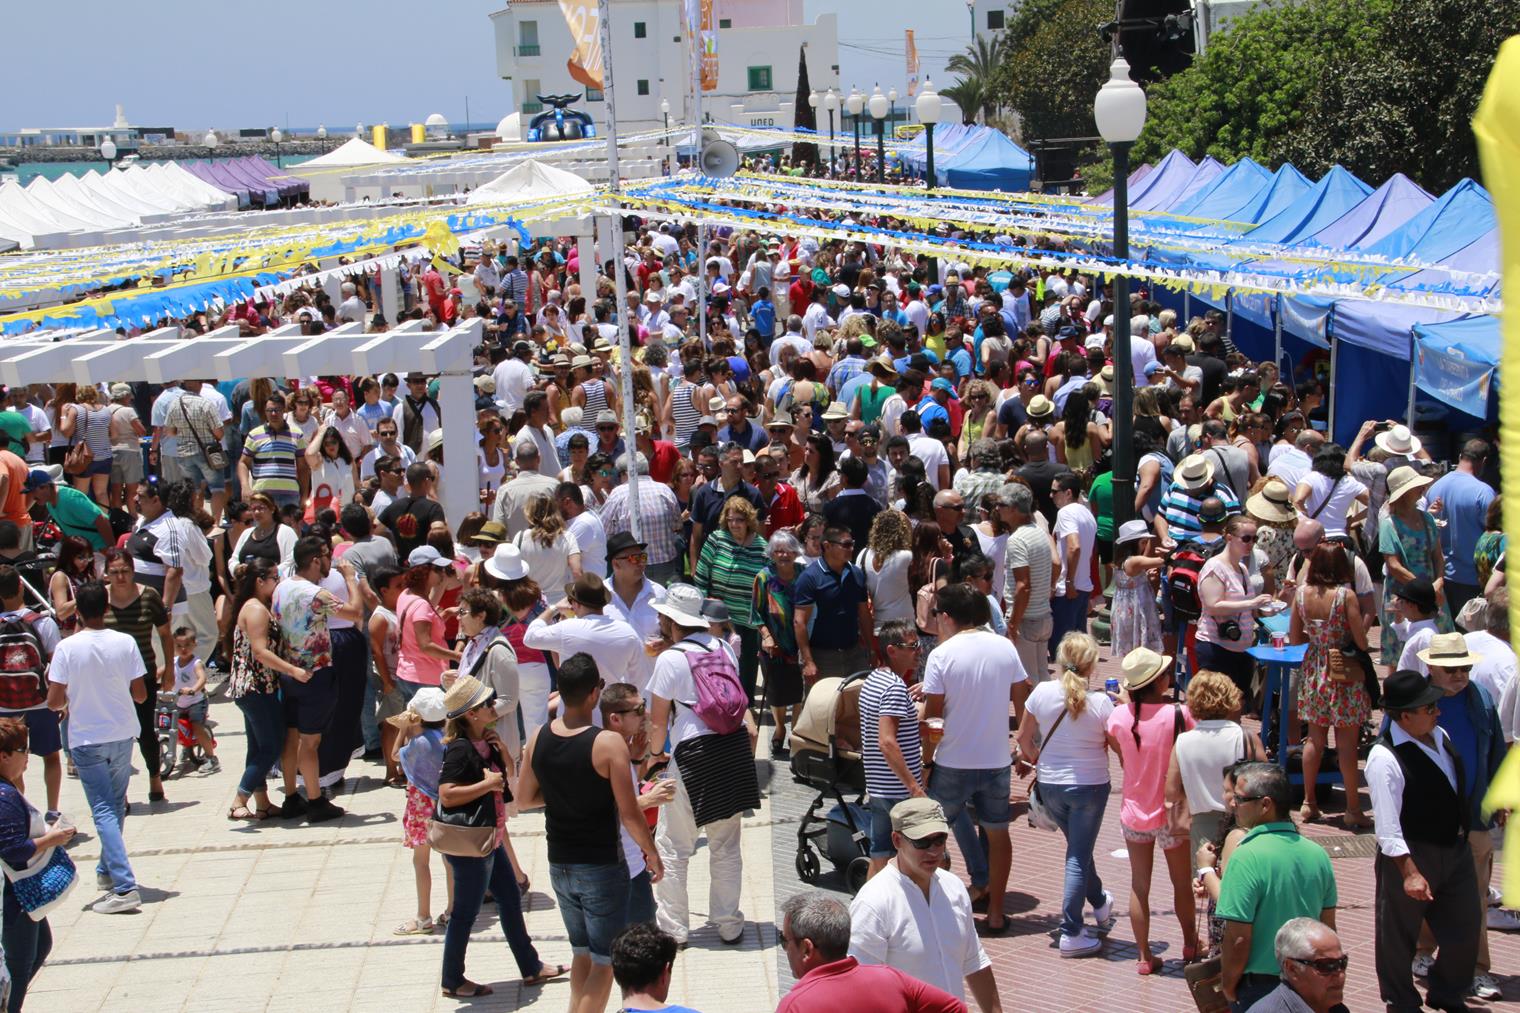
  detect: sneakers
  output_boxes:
[1091,890,1116,934]
[279,793,309,820]
[93,890,141,914]
[1470,974,1502,1001]
[1487,907,1520,931]
[306,798,346,823]
[1489,885,1504,908]
[205,756,221,774]
[1412,953,1435,978]
[1060,930,1103,958]
[96,871,113,891]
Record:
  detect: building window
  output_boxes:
[987,10,1005,29]
[518,20,540,57]
[637,79,650,96]
[634,20,646,38]
[522,78,543,115]
[586,87,605,102]
[747,66,773,91]
[719,18,732,28]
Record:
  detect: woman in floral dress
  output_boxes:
[1378,466,1452,666]
[1290,544,1372,828]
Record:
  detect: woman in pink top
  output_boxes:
[1105,647,1197,976]
[395,547,462,691]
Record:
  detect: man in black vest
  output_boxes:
[1365,669,1482,1013]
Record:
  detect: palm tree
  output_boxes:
[946,36,1002,123]
[940,80,986,125]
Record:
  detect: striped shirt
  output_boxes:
[242,424,305,497]
[1158,482,1242,542]
[580,378,610,417]
[670,381,702,449]
[694,530,768,629]
[859,667,922,799]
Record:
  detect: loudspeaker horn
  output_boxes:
[698,130,740,178]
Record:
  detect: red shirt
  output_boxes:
[646,440,680,484]
[777,958,965,1013]
[763,482,805,536]
[423,268,447,314]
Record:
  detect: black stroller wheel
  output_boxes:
[796,848,821,883]
[845,856,870,895]
[158,735,175,779]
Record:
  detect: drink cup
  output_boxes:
[925,717,945,743]
[1271,631,1287,650]
[1105,678,1120,695]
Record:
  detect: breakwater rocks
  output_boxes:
[1,140,345,164]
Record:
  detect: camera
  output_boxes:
[1218,619,1243,642]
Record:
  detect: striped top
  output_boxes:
[580,378,610,417]
[77,405,114,460]
[242,424,305,496]
[670,380,702,449]
[859,667,922,799]
[694,530,768,630]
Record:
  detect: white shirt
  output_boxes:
[337,295,368,324]
[1174,719,1249,812]
[848,863,990,1001]
[493,358,535,414]
[1297,472,1367,539]
[1267,446,1312,489]
[860,548,913,629]
[649,632,736,748]
[1053,502,1097,594]
[1023,681,1113,786]
[1365,723,1458,857]
[567,510,608,579]
[921,629,1026,769]
[1466,631,1516,720]
[360,441,416,481]
[801,302,833,341]
[512,529,581,605]
[523,611,644,689]
[1396,618,1440,677]
[48,627,146,747]
[903,299,930,337]
[907,434,949,490]
[1130,338,1159,387]
[606,579,667,694]
[770,333,813,366]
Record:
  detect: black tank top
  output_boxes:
[530,724,620,865]
[240,527,281,567]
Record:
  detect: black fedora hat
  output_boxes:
[604,531,648,564]
[1393,576,1438,615]
[1382,669,1444,714]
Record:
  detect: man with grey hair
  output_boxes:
[1243,918,1349,1013]
[492,440,559,537]
[599,452,684,585]
[336,280,367,325]
[770,314,812,366]
[1128,312,1159,385]
[1268,428,1323,490]
[1215,763,1338,1012]
[777,891,964,1013]
[953,438,1005,516]
[1001,481,1054,682]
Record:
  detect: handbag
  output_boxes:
[1183,956,1230,1012]
[2,841,76,921]
[178,397,229,471]
[427,797,497,858]
[1026,709,1069,832]
[62,409,93,477]
[914,559,946,633]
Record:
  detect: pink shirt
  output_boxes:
[1106,702,1194,831]
[394,590,447,687]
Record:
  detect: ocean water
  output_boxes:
[3,153,319,184]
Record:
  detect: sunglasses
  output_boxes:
[828,539,855,549]
[613,704,646,717]
[615,552,648,565]
[906,833,948,850]
[1236,534,1256,544]
[1288,955,1348,975]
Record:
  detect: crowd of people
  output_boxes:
[0,215,1508,1013]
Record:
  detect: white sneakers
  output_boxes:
[1470,974,1502,1001]
[93,890,141,915]
[1091,890,1116,934]
[1060,929,1102,958]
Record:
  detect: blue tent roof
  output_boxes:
[1122,150,1194,211]
[1308,173,1433,249]
[1091,161,1154,206]
[1246,166,1372,245]
[1164,156,1227,211]
[1359,178,1496,261]
[1232,164,1315,225]
[1166,157,1272,219]
[898,124,1034,192]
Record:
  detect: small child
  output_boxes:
[391,687,453,935]
[171,627,219,774]
[1111,521,1164,657]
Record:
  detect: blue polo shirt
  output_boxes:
[793,557,867,650]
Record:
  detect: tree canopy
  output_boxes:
[993,0,1113,144]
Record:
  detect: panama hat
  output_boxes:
[1120,647,1174,692]
[1375,424,1422,457]
[1114,519,1151,545]
[1026,395,1055,421]
[443,674,495,719]
[651,583,710,628]
[571,354,595,370]
[1176,453,1216,491]
[483,543,529,581]
[822,401,849,421]
[468,521,508,546]
[1246,479,1296,524]
[1386,465,1433,504]
[1417,631,1482,669]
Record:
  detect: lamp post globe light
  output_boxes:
[355,122,364,139]
[916,79,942,282]
[868,84,889,183]
[99,138,117,166]
[317,124,327,139]
[203,129,219,149]
[1093,56,1147,527]
[823,87,839,177]
[660,97,671,174]
[888,86,898,132]
[845,87,864,179]
[270,127,283,167]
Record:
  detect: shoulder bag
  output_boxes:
[1026,707,1069,832]
[62,406,92,476]
[178,397,228,471]
[427,747,499,858]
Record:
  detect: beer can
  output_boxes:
[1105,678,1120,694]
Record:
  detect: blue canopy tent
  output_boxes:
[1165,157,1272,220]
[1159,156,1227,213]
[1124,150,1196,211]
[1412,315,1501,421]
[1246,166,1373,245]
[1091,161,1154,206]
[1308,173,1434,249]
[898,124,1034,192]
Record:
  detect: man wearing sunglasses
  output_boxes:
[1214,763,1337,1012]
[1365,668,1489,1012]
[1247,918,1349,1013]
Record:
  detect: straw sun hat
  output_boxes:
[1120,647,1174,692]
[1246,479,1296,524]
[1386,465,1433,504]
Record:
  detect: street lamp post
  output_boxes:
[868,85,888,183]
[823,88,839,178]
[888,87,898,134]
[966,0,976,41]
[1094,57,1147,528]
[845,88,863,179]
[203,129,219,151]
[808,90,819,173]
[317,124,327,140]
[271,127,283,168]
[660,97,671,174]
[917,80,941,282]
[99,138,117,169]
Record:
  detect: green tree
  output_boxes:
[945,36,1003,123]
[993,0,1113,144]
[940,79,987,125]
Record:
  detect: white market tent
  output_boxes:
[25,176,135,230]
[294,138,410,203]
[464,159,595,206]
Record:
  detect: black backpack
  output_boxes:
[1164,538,1226,623]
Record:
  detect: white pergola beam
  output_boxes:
[142,326,244,385]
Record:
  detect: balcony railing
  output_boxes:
[521,101,544,115]
[516,44,541,56]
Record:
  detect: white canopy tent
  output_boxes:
[294,138,410,203]
[464,159,595,206]
[25,176,135,230]
[0,319,483,524]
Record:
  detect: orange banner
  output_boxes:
[559,0,605,90]
[906,30,920,96]
[699,0,718,92]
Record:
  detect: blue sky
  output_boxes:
[0,1,978,130]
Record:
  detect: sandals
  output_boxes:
[441,980,493,998]
[227,804,264,822]
[1296,804,1322,824]
[517,875,530,897]
[522,963,570,987]
[255,804,279,820]
[1137,955,1164,975]
[394,917,435,936]
[435,911,451,927]
[1342,812,1373,830]
[385,775,408,789]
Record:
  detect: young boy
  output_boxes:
[367,563,408,786]
[171,626,219,773]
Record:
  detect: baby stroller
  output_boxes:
[789,671,872,894]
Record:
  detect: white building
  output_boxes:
[490,1,839,135]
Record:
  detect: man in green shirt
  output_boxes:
[23,465,113,550]
[0,391,33,459]
[1213,763,1338,1012]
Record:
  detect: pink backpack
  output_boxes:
[676,641,748,735]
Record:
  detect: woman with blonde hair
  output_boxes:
[511,494,581,606]
[1014,632,1116,958]
[956,381,997,459]
[860,509,914,634]
[1165,670,1263,858]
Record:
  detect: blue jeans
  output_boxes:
[1049,590,1091,660]
[1041,781,1111,936]
[441,845,541,989]
[4,881,50,1013]
[235,693,285,799]
[71,739,136,894]
[549,860,630,965]
[928,765,1011,890]
[627,869,656,926]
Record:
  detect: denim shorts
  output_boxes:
[176,454,227,493]
[928,764,1012,830]
[868,794,908,858]
[178,699,210,724]
[549,860,629,964]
